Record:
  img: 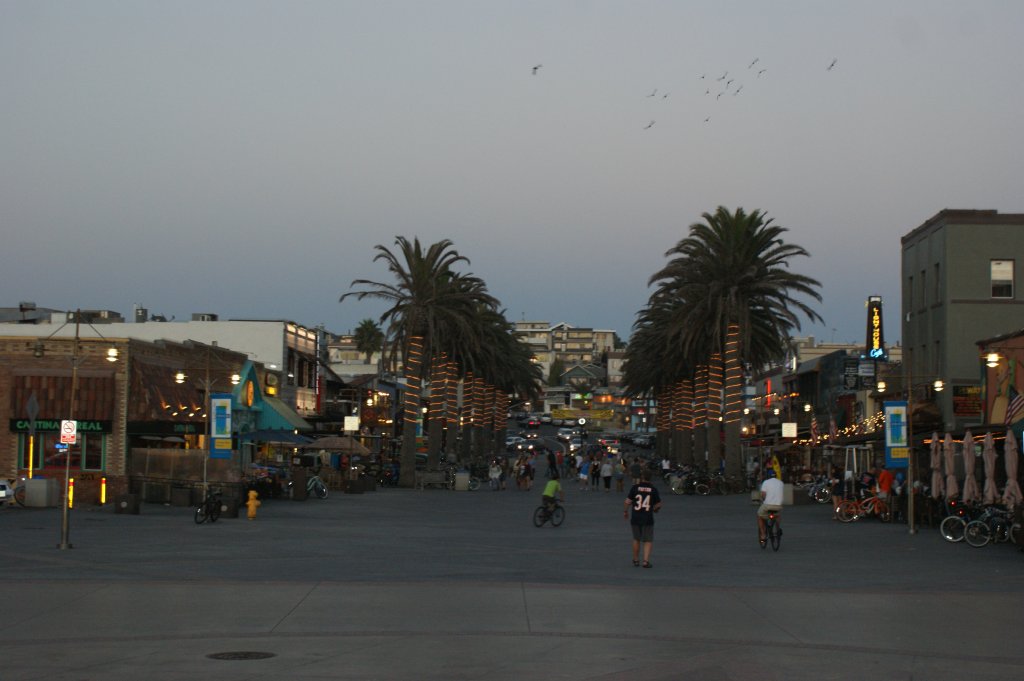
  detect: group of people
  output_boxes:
[828,461,897,519]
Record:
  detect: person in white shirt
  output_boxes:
[757,468,784,546]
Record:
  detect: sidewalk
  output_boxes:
[2,486,1023,680]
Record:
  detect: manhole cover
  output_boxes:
[206,651,276,661]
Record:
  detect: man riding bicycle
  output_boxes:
[757,468,784,547]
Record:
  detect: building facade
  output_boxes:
[902,209,1024,433]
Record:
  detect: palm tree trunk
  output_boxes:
[707,352,723,471]
[693,363,708,469]
[655,387,671,462]
[445,361,459,452]
[399,335,424,488]
[459,373,475,461]
[426,354,445,468]
[668,382,682,464]
[723,322,744,479]
[680,377,694,466]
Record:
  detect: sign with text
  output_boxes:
[952,385,982,417]
[60,419,77,445]
[884,401,909,468]
[209,393,233,459]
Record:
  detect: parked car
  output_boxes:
[633,434,655,448]
[540,413,552,424]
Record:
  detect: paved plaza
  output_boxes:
[2,481,1023,680]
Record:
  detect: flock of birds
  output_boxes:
[531,56,839,129]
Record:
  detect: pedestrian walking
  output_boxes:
[600,456,614,492]
[625,469,662,568]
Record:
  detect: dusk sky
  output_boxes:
[4,2,1022,346]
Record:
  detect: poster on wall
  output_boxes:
[209,393,233,459]
[884,401,909,468]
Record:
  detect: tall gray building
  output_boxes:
[901,209,1024,433]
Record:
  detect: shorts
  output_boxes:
[631,524,654,542]
[757,503,782,519]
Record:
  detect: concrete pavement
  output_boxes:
[2,480,1023,680]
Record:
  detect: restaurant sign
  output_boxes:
[10,419,111,433]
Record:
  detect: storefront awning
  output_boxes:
[258,395,312,431]
[240,430,313,445]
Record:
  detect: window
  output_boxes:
[907,275,914,310]
[992,260,1014,298]
[934,263,940,302]
[19,433,105,471]
[921,269,927,307]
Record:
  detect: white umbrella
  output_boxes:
[982,432,999,505]
[944,433,959,501]
[960,430,979,503]
[1002,430,1023,508]
[930,432,944,500]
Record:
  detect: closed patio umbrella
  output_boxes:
[930,432,944,500]
[960,430,979,503]
[982,432,1000,505]
[1002,429,1023,508]
[944,433,959,500]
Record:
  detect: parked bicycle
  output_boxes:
[964,505,1013,547]
[939,499,978,543]
[194,488,222,524]
[837,491,891,522]
[533,500,565,528]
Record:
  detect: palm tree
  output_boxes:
[649,206,822,478]
[341,237,499,487]
[353,318,384,366]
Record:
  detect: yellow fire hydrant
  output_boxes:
[245,490,261,520]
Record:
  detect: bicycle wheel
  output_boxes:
[836,500,859,522]
[813,487,832,504]
[194,505,208,524]
[468,477,480,491]
[532,507,548,528]
[769,522,781,551]
[670,477,686,495]
[1010,522,1023,546]
[695,483,710,496]
[964,520,992,547]
[551,506,565,527]
[876,501,892,523]
[314,481,328,499]
[14,485,26,507]
[208,500,221,523]
[940,515,966,542]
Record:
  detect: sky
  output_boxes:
[3,1,1022,346]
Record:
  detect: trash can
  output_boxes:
[26,478,59,508]
[455,471,470,491]
[291,468,308,501]
[115,494,140,515]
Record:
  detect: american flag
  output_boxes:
[829,416,838,442]
[1006,385,1024,426]
[810,415,820,444]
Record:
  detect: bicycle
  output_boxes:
[761,510,782,551]
[964,506,1013,547]
[194,488,222,524]
[288,473,329,499]
[837,492,891,523]
[939,499,977,543]
[532,500,565,528]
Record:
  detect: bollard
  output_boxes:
[100,477,107,505]
[68,478,74,509]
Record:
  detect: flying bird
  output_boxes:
[704,117,710,123]
[716,71,728,81]
[705,89,710,95]
[643,120,655,130]
[827,58,837,71]
[662,93,669,99]
[716,92,723,100]
[749,57,759,68]
[757,68,767,77]
[532,64,542,75]
[726,78,734,88]
[700,74,705,79]
[734,85,743,95]
[646,89,658,97]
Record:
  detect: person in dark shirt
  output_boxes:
[624,469,662,568]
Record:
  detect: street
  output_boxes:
[2,480,1023,680]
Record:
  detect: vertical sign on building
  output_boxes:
[865,296,886,360]
[884,400,908,468]
[209,393,233,459]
